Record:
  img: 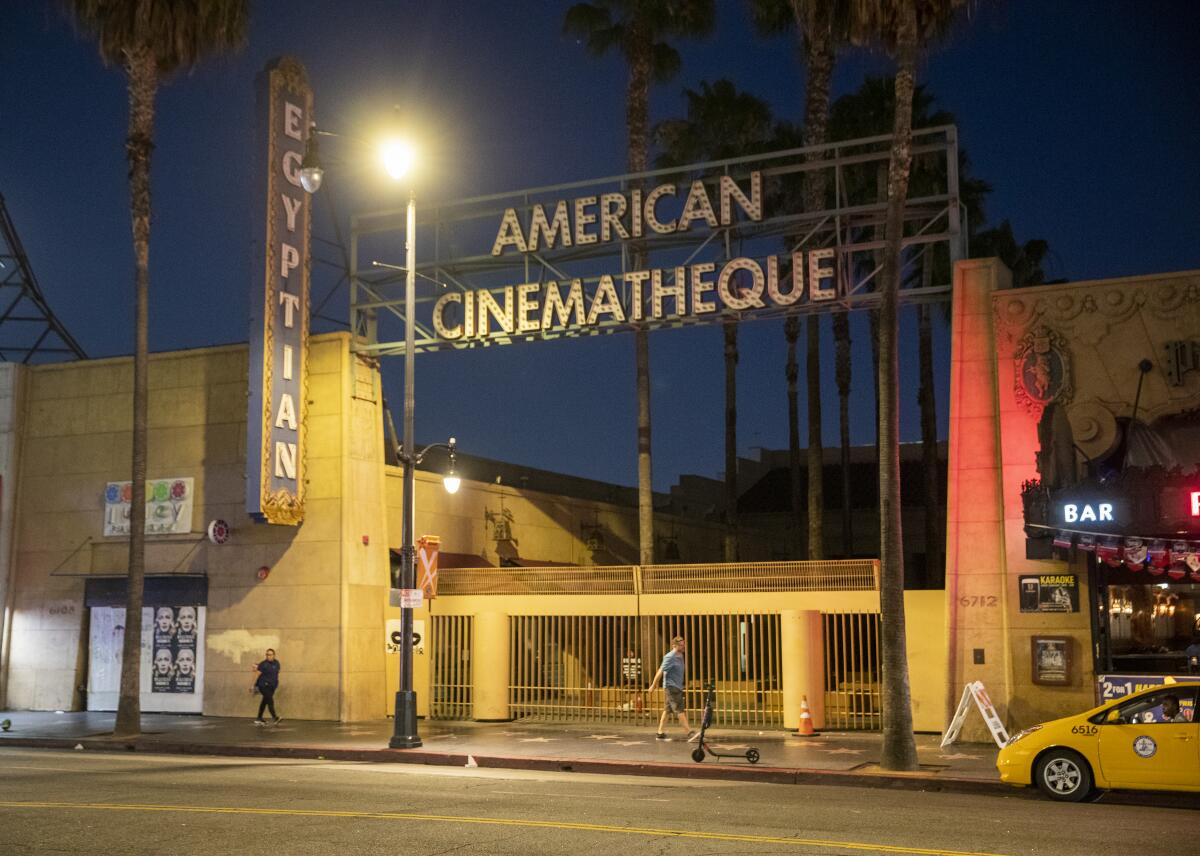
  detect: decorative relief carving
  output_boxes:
[994,274,1200,343]
[1067,400,1119,461]
[1014,325,1073,414]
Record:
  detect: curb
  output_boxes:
[0,736,1012,796]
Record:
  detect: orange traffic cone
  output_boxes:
[797,694,816,736]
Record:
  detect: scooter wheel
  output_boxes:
[746,749,760,764]
[691,748,705,763]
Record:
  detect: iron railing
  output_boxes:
[435,560,878,596]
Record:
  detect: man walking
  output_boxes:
[251,648,281,725]
[648,636,695,741]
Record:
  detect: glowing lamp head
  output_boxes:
[300,164,323,194]
[299,126,323,194]
[381,139,416,180]
[442,436,459,494]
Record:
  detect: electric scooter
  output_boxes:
[690,681,760,764]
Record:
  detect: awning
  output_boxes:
[84,575,208,608]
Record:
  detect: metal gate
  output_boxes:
[822,612,882,730]
[505,613,783,727]
[429,615,472,720]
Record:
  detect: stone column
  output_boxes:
[473,611,511,721]
[781,609,824,731]
[0,363,25,708]
[944,258,1013,738]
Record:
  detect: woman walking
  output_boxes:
[251,648,282,725]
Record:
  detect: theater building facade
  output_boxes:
[945,261,1200,735]
[0,260,1196,734]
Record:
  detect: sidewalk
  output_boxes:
[0,710,1005,793]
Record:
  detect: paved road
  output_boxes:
[0,748,1194,855]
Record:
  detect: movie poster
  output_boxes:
[149,605,200,694]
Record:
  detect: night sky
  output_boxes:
[4,1,1199,492]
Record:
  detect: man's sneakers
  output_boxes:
[271,717,283,726]
[686,731,701,743]
[253,719,266,726]
[655,732,669,740]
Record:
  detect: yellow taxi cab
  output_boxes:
[997,679,1199,801]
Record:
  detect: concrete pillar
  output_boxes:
[472,612,510,721]
[0,363,26,709]
[944,258,1013,738]
[781,609,824,731]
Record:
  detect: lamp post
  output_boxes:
[301,126,454,749]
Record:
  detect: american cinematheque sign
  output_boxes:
[246,57,311,525]
[430,173,839,342]
[350,127,964,356]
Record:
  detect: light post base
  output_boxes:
[389,690,422,748]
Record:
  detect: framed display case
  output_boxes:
[1032,636,1073,686]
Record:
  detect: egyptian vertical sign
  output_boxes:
[247,57,312,525]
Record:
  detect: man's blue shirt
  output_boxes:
[660,650,684,689]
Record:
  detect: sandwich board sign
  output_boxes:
[941,681,1011,748]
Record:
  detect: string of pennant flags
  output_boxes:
[1038,526,1200,580]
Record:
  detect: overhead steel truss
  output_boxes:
[0,194,86,363]
[348,125,963,357]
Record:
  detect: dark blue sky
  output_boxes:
[4,1,1199,491]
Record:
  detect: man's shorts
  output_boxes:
[664,686,684,714]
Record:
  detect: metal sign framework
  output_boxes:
[348,125,963,357]
[0,194,86,363]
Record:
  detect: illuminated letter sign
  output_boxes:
[1191,490,1199,518]
[246,57,311,525]
[1058,501,1116,527]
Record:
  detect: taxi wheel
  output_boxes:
[1035,749,1094,802]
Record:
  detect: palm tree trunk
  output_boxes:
[871,162,886,494]
[114,45,156,739]
[784,316,802,555]
[800,7,833,562]
[917,286,940,586]
[627,22,654,567]
[833,310,852,555]
[878,1,920,772]
[805,315,823,559]
[723,319,738,562]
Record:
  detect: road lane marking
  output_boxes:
[0,801,1008,856]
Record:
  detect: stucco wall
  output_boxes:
[2,332,389,720]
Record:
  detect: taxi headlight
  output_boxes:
[1005,725,1042,747]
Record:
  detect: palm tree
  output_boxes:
[831,308,852,553]
[723,318,739,560]
[655,79,775,562]
[829,77,991,584]
[856,0,967,772]
[565,0,715,567]
[65,0,248,738]
[972,220,1050,288]
[750,0,858,561]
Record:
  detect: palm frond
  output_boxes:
[63,0,248,74]
[648,40,682,84]
[564,3,621,56]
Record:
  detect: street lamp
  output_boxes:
[301,123,453,749]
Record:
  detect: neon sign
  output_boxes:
[1062,502,1114,524]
